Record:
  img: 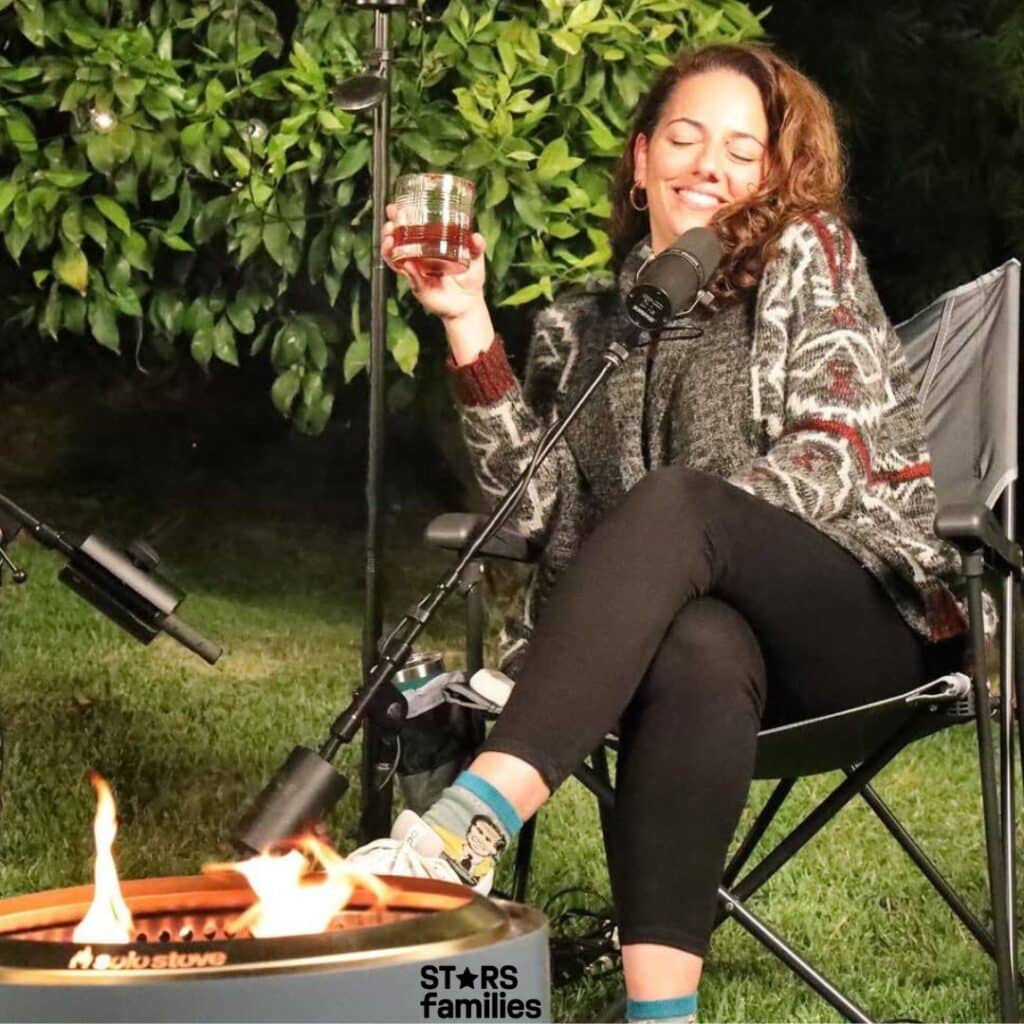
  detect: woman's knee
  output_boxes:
[640,598,767,719]
[624,466,734,532]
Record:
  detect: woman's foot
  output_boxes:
[343,809,495,895]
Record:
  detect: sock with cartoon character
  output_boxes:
[422,771,521,887]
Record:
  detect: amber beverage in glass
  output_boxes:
[391,173,475,274]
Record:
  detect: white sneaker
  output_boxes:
[469,668,515,710]
[343,810,494,896]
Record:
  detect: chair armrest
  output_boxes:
[424,513,541,564]
[934,502,1023,577]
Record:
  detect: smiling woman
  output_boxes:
[610,44,847,303]
[351,40,967,1024]
[631,69,769,250]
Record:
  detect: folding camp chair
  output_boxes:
[423,259,1023,1022]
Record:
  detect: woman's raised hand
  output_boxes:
[381,204,488,323]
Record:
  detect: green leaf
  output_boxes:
[93,196,132,236]
[567,0,603,29]
[121,231,153,274]
[222,145,251,177]
[88,295,120,351]
[42,285,62,340]
[536,138,585,182]
[5,116,37,154]
[227,298,256,335]
[271,366,302,416]
[317,110,345,132]
[343,336,369,382]
[271,321,307,369]
[499,281,546,306]
[42,169,91,189]
[512,190,546,232]
[149,291,184,336]
[61,205,84,245]
[307,223,330,283]
[0,181,17,216]
[110,288,143,318]
[191,324,215,368]
[85,133,116,174]
[551,29,582,55]
[334,139,371,180]
[388,319,419,375]
[204,77,227,114]
[263,220,290,266]
[160,233,195,252]
[213,318,239,366]
[54,244,89,295]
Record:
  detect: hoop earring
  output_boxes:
[629,184,648,212]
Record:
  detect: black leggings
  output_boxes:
[482,466,962,956]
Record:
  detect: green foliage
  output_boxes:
[0,0,765,432]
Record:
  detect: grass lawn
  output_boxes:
[0,375,1013,1021]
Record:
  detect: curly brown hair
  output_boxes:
[610,43,848,303]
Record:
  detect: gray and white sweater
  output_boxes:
[449,212,965,676]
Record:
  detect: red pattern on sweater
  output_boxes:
[807,213,841,290]
[784,417,933,486]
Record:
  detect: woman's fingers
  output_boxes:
[403,260,426,292]
[385,203,398,221]
[469,231,487,257]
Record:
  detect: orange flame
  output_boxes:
[204,835,395,938]
[72,772,134,944]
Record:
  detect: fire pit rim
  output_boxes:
[0,876,546,983]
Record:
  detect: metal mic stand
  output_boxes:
[233,336,639,854]
[332,0,412,844]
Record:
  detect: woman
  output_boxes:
[348,43,965,1023]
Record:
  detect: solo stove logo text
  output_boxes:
[420,963,543,1020]
[68,945,229,971]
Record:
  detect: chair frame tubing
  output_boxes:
[966,553,1019,1021]
[458,515,1024,1021]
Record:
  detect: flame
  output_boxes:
[72,772,134,944]
[204,835,395,938]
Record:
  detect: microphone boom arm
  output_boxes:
[234,337,637,853]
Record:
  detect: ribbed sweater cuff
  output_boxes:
[446,335,515,407]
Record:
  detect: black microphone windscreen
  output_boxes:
[671,227,723,281]
[625,227,723,329]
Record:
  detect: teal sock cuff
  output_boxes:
[455,771,522,838]
[627,994,698,1021]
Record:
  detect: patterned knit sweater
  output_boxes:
[449,212,965,676]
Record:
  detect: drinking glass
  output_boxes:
[391,173,475,274]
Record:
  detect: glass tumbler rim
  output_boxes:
[393,172,476,197]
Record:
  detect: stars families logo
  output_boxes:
[419,963,543,1020]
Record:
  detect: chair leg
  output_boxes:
[511,816,537,904]
[718,886,872,1022]
[590,745,618,883]
[716,720,914,923]
[1014,577,1024,806]
[999,570,1018,974]
[857,781,1005,963]
[966,566,1019,1021]
[723,779,796,887]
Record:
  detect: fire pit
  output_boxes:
[0,776,549,1022]
[0,873,549,1022]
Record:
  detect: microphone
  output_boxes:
[59,535,222,665]
[625,227,723,329]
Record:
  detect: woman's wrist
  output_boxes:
[444,299,495,366]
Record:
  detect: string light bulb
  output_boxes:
[245,119,269,142]
[88,104,117,134]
